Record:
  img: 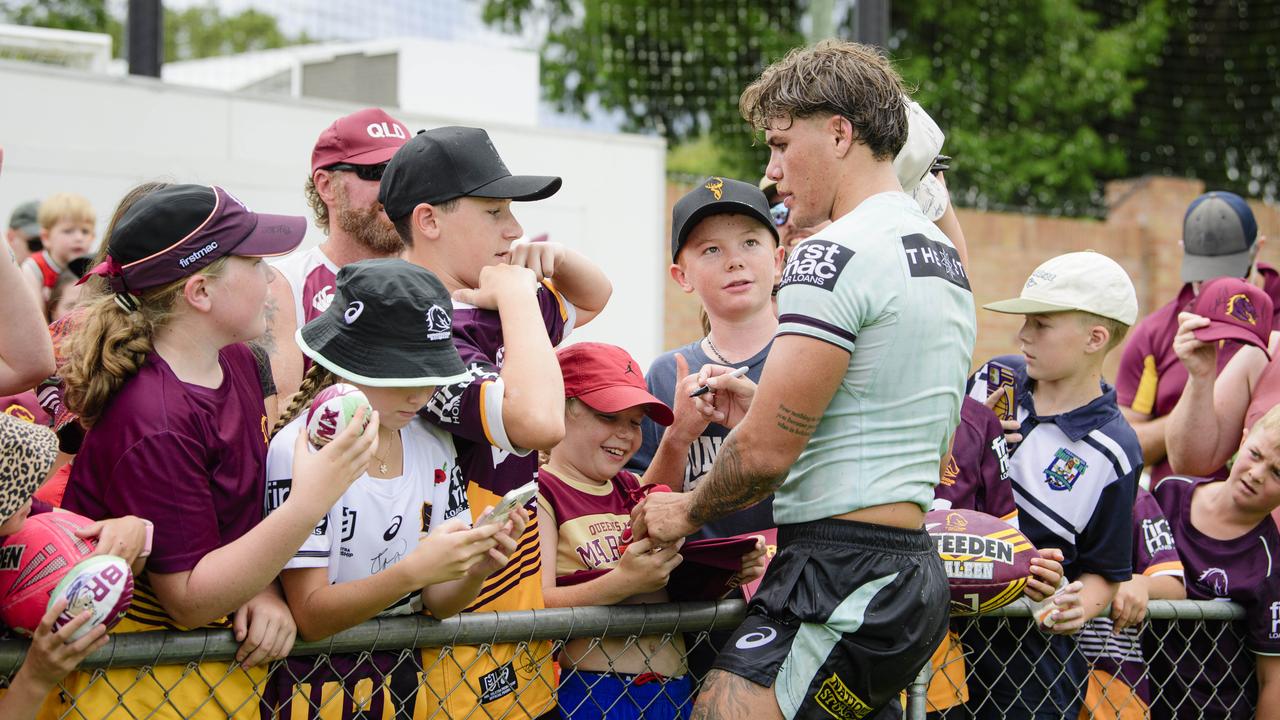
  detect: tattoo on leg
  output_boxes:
[693,670,772,720]
[689,438,785,526]
[774,403,819,437]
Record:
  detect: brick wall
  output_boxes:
[660,177,1280,381]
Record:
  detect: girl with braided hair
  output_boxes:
[262,258,527,719]
[59,184,378,719]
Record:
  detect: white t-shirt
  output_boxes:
[265,415,471,616]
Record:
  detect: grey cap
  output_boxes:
[1182,191,1258,283]
[7,200,39,237]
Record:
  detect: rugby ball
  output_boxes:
[306,383,372,450]
[50,555,133,640]
[926,509,1036,616]
[0,511,98,635]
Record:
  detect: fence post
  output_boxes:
[904,658,931,719]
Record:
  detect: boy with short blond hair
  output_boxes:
[966,251,1143,718]
[22,193,94,313]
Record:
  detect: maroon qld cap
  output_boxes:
[311,108,409,174]
[85,185,305,294]
[1191,277,1274,357]
[557,342,674,426]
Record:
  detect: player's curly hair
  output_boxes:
[272,362,338,437]
[739,40,909,161]
[63,258,230,427]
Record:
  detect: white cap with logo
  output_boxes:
[983,251,1138,326]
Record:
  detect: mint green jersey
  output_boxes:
[772,192,977,524]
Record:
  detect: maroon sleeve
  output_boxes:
[974,402,1017,523]
[105,433,222,574]
[1132,487,1182,576]
[1115,318,1154,409]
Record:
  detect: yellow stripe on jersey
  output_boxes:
[1143,560,1185,577]
[541,279,568,322]
[1132,356,1158,415]
[478,380,498,448]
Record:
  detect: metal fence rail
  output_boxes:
[0,599,1255,719]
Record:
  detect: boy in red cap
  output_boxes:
[268,108,411,400]
[539,342,765,720]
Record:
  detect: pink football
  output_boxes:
[50,555,134,640]
[305,383,372,450]
[926,509,1037,616]
[0,511,99,635]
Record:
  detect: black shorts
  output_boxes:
[713,518,949,719]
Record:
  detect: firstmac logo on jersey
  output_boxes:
[780,240,854,292]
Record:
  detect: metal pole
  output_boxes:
[127,0,163,77]
[904,660,931,719]
[855,0,890,48]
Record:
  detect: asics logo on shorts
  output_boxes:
[735,626,777,649]
[344,301,365,324]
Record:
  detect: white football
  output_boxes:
[49,555,134,640]
[306,383,373,450]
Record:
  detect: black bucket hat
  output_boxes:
[297,259,470,387]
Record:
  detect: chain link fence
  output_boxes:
[0,598,1255,719]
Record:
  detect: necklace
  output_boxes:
[704,334,733,365]
[374,429,397,474]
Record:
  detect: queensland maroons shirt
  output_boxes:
[772,192,976,523]
[537,467,641,577]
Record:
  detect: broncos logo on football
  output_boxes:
[704,177,724,200]
[1227,293,1259,325]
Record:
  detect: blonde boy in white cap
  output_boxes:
[963,251,1144,719]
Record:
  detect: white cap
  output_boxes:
[893,100,944,193]
[984,251,1138,326]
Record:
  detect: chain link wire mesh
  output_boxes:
[0,598,1257,719]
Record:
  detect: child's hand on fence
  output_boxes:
[233,587,296,669]
[1025,548,1065,601]
[1110,575,1151,632]
[727,535,768,592]
[1041,580,1087,635]
[615,537,684,594]
[16,597,108,693]
[469,508,529,579]
[407,517,500,586]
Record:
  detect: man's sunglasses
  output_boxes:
[326,163,388,182]
[770,201,790,227]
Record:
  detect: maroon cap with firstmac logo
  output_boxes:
[1192,277,1274,357]
[557,342,674,426]
[83,184,305,296]
[310,108,409,174]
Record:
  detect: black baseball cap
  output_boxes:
[670,177,779,262]
[297,258,470,387]
[379,126,561,220]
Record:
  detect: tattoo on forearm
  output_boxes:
[774,403,819,437]
[692,670,765,720]
[689,437,786,526]
[254,296,279,355]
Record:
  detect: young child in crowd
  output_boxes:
[539,342,766,720]
[1076,485,1185,719]
[628,177,783,540]
[1146,405,1280,719]
[264,259,528,718]
[59,184,378,719]
[379,125,612,718]
[22,193,94,314]
[965,251,1143,718]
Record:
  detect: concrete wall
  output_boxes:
[0,61,666,364]
[663,177,1280,381]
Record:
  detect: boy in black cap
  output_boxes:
[379,125,611,717]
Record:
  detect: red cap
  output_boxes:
[311,108,410,174]
[1191,277,1274,358]
[557,343,674,426]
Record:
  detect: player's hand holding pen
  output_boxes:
[691,364,755,429]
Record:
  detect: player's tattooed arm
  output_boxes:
[691,670,775,720]
[688,437,786,525]
[774,403,819,437]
